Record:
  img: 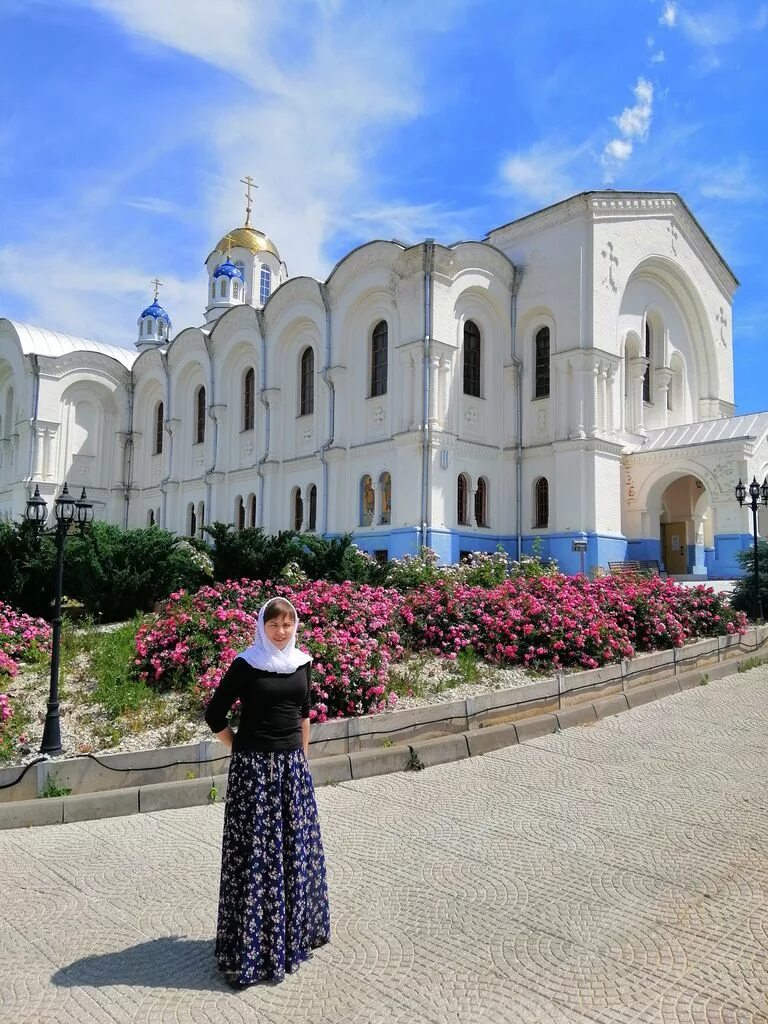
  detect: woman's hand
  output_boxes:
[215,726,235,752]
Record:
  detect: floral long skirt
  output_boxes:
[215,749,330,985]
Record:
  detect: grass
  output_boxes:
[737,655,768,673]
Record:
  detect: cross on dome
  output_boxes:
[240,175,258,228]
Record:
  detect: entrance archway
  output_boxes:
[658,474,712,576]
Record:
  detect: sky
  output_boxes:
[0,0,766,412]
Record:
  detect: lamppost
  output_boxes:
[25,482,94,754]
[735,475,768,622]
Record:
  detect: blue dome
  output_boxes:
[140,301,171,323]
[213,257,245,281]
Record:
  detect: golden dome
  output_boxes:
[214,225,280,260]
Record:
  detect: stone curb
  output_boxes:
[0,642,763,831]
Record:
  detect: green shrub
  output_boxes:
[731,541,768,621]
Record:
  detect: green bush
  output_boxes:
[0,521,56,618]
[731,540,768,621]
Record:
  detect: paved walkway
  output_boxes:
[2,668,767,1024]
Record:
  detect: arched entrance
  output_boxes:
[658,474,712,576]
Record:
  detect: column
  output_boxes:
[439,355,450,427]
[692,514,707,576]
[429,356,440,426]
[606,366,617,434]
[373,477,383,525]
[32,426,45,478]
[405,352,415,431]
[589,362,600,437]
[655,367,673,428]
[629,357,648,435]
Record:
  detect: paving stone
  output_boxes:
[2,666,767,1023]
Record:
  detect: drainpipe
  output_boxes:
[26,354,41,487]
[420,239,435,552]
[123,374,135,529]
[203,334,218,535]
[159,352,172,529]
[510,267,524,561]
[319,283,334,535]
[256,311,270,528]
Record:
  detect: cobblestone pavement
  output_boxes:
[2,668,767,1024]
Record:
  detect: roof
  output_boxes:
[212,225,279,260]
[639,413,768,452]
[1,319,137,369]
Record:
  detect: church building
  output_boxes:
[0,189,763,577]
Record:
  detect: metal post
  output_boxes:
[752,502,763,622]
[40,525,65,754]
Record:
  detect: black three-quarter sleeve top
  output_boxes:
[204,656,312,753]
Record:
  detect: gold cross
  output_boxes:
[151,277,163,301]
[240,174,258,227]
[223,233,235,256]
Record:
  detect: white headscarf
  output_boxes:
[239,597,312,674]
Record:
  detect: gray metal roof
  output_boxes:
[0,319,136,369]
[640,413,768,451]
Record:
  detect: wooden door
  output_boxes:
[663,521,687,574]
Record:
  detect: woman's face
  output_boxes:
[264,612,296,650]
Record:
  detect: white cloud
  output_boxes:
[691,159,766,202]
[650,50,666,63]
[660,1,677,27]
[602,77,654,175]
[498,142,584,206]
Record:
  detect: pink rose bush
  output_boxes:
[134,570,745,721]
[134,579,404,722]
[0,602,50,758]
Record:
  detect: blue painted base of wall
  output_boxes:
[708,533,752,578]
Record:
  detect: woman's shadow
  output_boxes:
[52,936,229,992]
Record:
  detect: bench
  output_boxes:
[608,560,667,577]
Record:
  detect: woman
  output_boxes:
[204,596,330,987]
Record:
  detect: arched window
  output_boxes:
[370,321,388,397]
[248,493,257,528]
[534,477,549,529]
[243,367,255,431]
[260,266,271,305]
[643,320,652,403]
[148,509,155,527]
[307,484,317,531]
[463,320,481,397]
[233,281,239,300]
[475,477,488,527]
[457,473,469,526]
[219,279,226,298]
[534,327,550,398]
[198,501,205,538]
[293,488,303,531]
[300,347,315,416]
[154,401,164,455]
[195,386,206,444]
[158,320,165,339]
[144,319,152,336]
[189,503,197,538]
[360,475,374,527]
[379,472,391,525]
[236,496,245,531]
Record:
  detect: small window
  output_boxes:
[457,473,469,526]
[370,321,388,397]
[248,493,257,528]
[308,484,317,531]
[293,488,303,531]
[148,509,155,527]
[463,321,481,397]
[158,320,165,339]
[300,347,315,416]
[360,475,374,527]
[154,401,164,455]
[198,501,205,538]
[219,279,226,298]
[196,386,206,444]
[373,549,388,566]
[475,477,488,527]
[534,477,549,529]
[534,327,550,398]
[243,368,255,431]
[236,496,245,531]
[189,503,197,538]
[643,320,652,403]
[260,265,271,305]
[379,471,391,525]
[233,281,239,300]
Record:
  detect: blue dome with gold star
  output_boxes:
[213,257,245,281]
[140,300,170,323]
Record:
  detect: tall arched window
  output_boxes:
[300,347,315,415]
[158,320,165,339]
[233,281,239,300]
[154,401,164,455]
[198,501,205,538]
[475,477,488,527]
[534,477,549,529]
[195,386,206,444]
[148,509,155,527]
[293,488,303,531]
[248,493,257,528]
[463,320,481,397]
[379,472,391,525]
[219,279,226,298]
[236,496,245,531]
[307,484,317,531]
[457,473,469,526]
[534,327,550,398]
[370,321,388,397]
[188,503,197,538]
[260,266,271,305]
[643,320,652,403]
[360,475,374,527]
[243,368,255,431]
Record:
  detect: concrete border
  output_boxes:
[2,625,767,830]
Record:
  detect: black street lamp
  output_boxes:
[735,475,768,621]
[25,483,94,755]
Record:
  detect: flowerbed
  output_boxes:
[0,602,50,758]
[133,571,745,723]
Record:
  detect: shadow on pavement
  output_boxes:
[52,936,228,992]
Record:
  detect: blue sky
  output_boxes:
[1,0,766,412]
